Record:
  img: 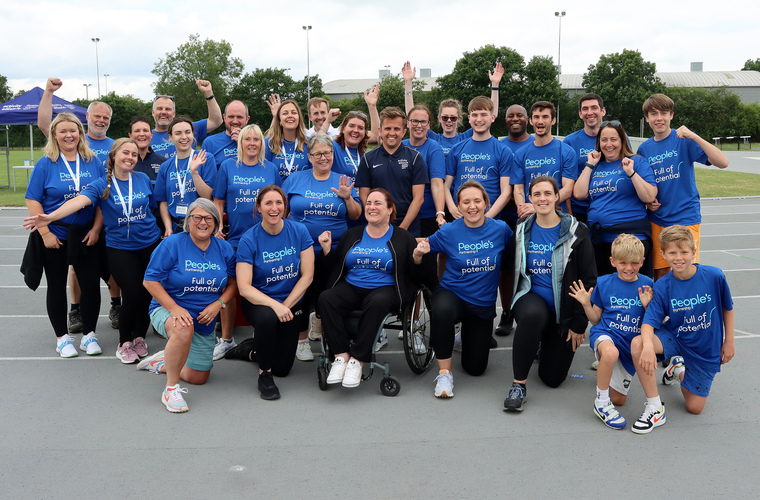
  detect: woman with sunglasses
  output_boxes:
[402,61,503,159]
[140,199,237,412]
[573,121,657,277]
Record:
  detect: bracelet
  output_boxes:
[436,211,445,216]
[628,171,636,178]
[404,90,413,96]
[491,87,500,91]
[205,94,215,101]
[584,162,594,170]
[217,298,226,309]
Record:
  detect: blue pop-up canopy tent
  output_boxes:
[0,87,87,187]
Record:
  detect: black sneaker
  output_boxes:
[109,304,121,329]
[490,336,498,349]
[503,382,526,412]
[68,309,83,333]
[258,371,280,400]
[224,338,257,361]
[494,311,513,336]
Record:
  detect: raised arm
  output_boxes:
[621,157,657,204]
[38,78,62,138]
[489,62,504,119]
[363,84,381,143]
[676,126,729,169]
[402,61,416,115]
[197,80,222,131]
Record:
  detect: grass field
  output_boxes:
[1,148,758,207]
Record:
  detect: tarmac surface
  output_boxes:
[1,192,758,498]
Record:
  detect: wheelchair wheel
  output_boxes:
[317,365,328,391]
[380,376,400,397]
[403,287,435,374]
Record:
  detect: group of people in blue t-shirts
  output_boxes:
[21,71,735,432]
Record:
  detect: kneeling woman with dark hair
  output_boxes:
[317,188,418,389]
[503,175,596,413]
[232,185,314,400]
[414,180,513,398]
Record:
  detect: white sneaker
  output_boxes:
[79,332,102,355]
[434,371,454,398]
[308,312,322,341]
[56,334,78,358]
[375,329,388,351]
[327,356,347,384]
[342,359,362,388]
[412,332,427,355]
[213,337,236,361]
[296,341,314,361]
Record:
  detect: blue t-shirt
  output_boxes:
[345,225,395,288]
[86,135,114,168]
[589,273,655,375]
[643,264,733,372]
[355,144,429,236]
[563,129,597,215]
[264,137,310,182]
[428,217,512,308]
[587,155,656,242]
[81,172,161,251]
[446,136,514,214]
[150,119,209,159]
[526,222,559,310]
[403,138,445,219]
[512,138,578,208]
[202,131,237,166]
[212,158,281,248]
[236,219,313,303]
[427,128,473,160]
[155,152,218,220]
[25,155,105,240]
[331,141,362,182]
[500,135,534,153]
[282,170,359,253]
[145,232,236,336]
[637,129,709,226]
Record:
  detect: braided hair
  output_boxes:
[101,138,139,200]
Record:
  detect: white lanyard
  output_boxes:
[112,173,133,222]
[346,147,360,173]
[61,154,81,192]
[174,153,192,200]
[283,139,298,173]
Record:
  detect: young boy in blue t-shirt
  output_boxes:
[569,234,654,430]
[630,225,734,434]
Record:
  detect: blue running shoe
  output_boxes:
[594,401,626,429]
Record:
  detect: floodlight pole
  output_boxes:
[554,11,566,135]
[92,38,101,98]
[104,74,110,95]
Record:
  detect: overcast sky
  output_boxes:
[3,0,758,103]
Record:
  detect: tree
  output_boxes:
[582,49,666,135]
[666,86,742,139]
[152,34,244,121]
[434,45,525,137]
[519,56,572,134]
[0,74,11,103]
[742,58,760,72]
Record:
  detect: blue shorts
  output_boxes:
[150,307,214,372]
[656,329,716,397]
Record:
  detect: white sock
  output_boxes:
[298,338,308,344]
[222,338,233,344]
[596,387,610,406]
[674,364,685,381]
[646,396,662,409]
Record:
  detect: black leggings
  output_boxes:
[430,288,494,376]
[240,299,304,377]
[41,239,101,337]
[318,281,399,363]
[511,292,575,388]
[107,240,160,344]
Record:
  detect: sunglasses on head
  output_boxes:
[600,120,621,128]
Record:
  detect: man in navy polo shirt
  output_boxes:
[563,93,606,224]
[150,80,223,158]
[356,107,428,236]
[202,100,250,166]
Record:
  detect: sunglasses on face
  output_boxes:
[440,115,459,122]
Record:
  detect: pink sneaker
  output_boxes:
[132,337,148,358]
[116,342,139,364]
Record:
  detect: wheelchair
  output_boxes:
[317,286,435,396]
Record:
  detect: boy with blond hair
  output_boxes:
[570,234,653,429]
[630,225,734,434]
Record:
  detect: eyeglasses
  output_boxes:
[409,119,430,126]
[440,115,459,122]
[190,215,215,224]
[600,120,621,128]
[309,151,333,159]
